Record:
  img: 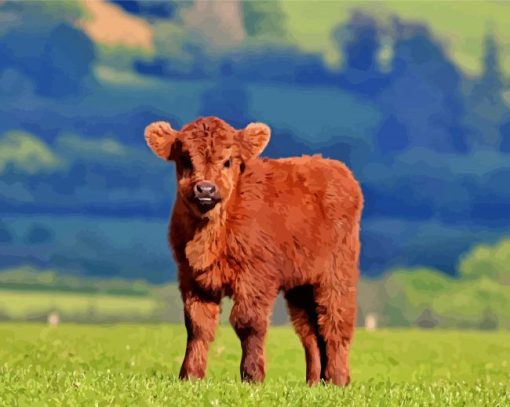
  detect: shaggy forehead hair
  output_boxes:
[180,117,236,161]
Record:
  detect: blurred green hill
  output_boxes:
[1,238,509,329]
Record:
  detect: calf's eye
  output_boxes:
[223,158,232,168]
[180,156,193,170]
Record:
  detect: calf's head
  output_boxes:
[145,117,270,218]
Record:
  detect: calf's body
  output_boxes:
[145,117,363,386]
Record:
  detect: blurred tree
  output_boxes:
[458,238,510,285]
[339,12,380,73]
[377,20,469,153]
[135,21,210,79]
[334,12,389,96]
[37,23,96,97]
[0,130,61,174]
[465,32,510,149]
[380,268,452,326]
[471,33,503,106]
[415,308,439,329]
[242,0,287,40]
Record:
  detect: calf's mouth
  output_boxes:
[192,195,220,214]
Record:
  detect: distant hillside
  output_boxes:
[2,236,509,328]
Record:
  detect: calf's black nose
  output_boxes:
[194,181,216,196]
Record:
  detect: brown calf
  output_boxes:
[145,116,363,386]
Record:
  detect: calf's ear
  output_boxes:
[238,122,271,160]
[144,121,180,160]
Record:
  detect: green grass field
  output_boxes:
[0,324,509,405]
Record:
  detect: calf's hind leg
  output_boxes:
[314,275,357,386]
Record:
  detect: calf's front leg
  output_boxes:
[179,293,220,380]
[229,295,276,383]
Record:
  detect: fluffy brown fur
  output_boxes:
[144,117,363,386]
